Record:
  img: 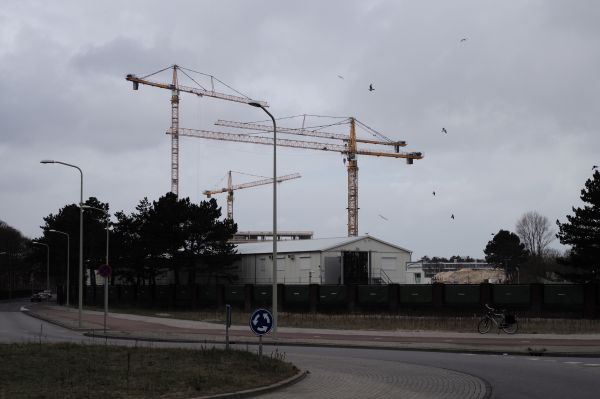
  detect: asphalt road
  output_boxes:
[2,299,600,398]
[271,345,600,399]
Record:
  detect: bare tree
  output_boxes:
[516,211,555,257]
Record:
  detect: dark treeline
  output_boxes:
[28,192,238,288]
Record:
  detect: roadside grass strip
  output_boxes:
[0,343,297,399]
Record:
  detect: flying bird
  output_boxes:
[460,38,468,42]
[369,84,374,92]
[593,165,598,170]
[432,191,436,196]
[442,128,447,134]
[378,214,389,221]
[451,214,455,220]
[337,75,344,79]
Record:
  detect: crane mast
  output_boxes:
[347,118,359,236]
[168,117,423,237]
[203,172,301,219]
[126,65,268,195]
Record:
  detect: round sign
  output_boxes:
[249,308,273,336]
[98,264,112,278]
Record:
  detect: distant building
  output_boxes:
[231,235,412,285]
[405,260,497,284]
[230,230,313,243]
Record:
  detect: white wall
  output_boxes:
[233,252,322,284]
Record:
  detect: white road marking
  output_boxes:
[527,358,540,361]
[583,364,600,367]
[564,361,582,365]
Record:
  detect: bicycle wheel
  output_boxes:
[502,320,518,334]
[477,318,491,334]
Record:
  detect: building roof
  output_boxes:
[235,235,411,255]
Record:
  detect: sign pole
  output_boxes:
[225,304,232,351]
[249,308,273,363]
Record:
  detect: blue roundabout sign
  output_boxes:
[249,308,273,336]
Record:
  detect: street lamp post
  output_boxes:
[81,205,110,333]
[41,160,84,327]
[248,102,278,336]
[0,252,8,299]
[32,242,50,291]
[48,229,70,306]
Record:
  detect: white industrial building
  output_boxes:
[231,235,412,285]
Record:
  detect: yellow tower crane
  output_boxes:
[203,171,301,220]
[125,65,268,195]
[169,116,423,236]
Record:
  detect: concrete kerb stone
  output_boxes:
[84,330,600,358]
[189,370,309,399]
[21,307,95,332]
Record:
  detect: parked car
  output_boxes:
[30,290,52,302]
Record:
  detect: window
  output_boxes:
[415,273,421,284]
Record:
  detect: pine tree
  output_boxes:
[556,171,600,281]
[484,230,528,282]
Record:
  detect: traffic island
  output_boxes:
[0,343,302,399]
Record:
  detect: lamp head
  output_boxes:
[248,101,262,108]
[40,160,55,164]
[32,241,40,245]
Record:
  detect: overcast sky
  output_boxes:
[1,0,598,259]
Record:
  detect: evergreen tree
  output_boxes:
[484,230,528,282]
[556,171,600,281]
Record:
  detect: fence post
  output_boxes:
[480,282,493,306]
[309,284,319,313]
[244,284,253,312]
[432,282,444,311]
[389,284,399,312]
[583,282,597,319]
[530,283,543,316]
[216,284,225,309]
[347,284,357,312]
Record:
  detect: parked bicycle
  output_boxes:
[477,304,518,334]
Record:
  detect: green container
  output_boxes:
[176,285,193,301]
[137,286,152,302]
[444,284,479,304]
[198,285,217,305]
[284,285,310,304]
[544,284,584,305]
[493,285,530,305]
[108,286,119,302]
[253,285,272,305]
[84,286,95,305]
[358,285,389,305]
[318,285,347,305]
[120,286,136,302]
[224,285,246,304]
[154,285,171,300]
[399,285,432,304]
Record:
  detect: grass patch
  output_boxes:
[89,305,600,334]
[0,343,297,399]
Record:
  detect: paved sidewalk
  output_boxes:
[23,304,600,356]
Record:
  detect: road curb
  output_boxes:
[189,369,309,399]
[21,308,92,332]
[82,331,600,358]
